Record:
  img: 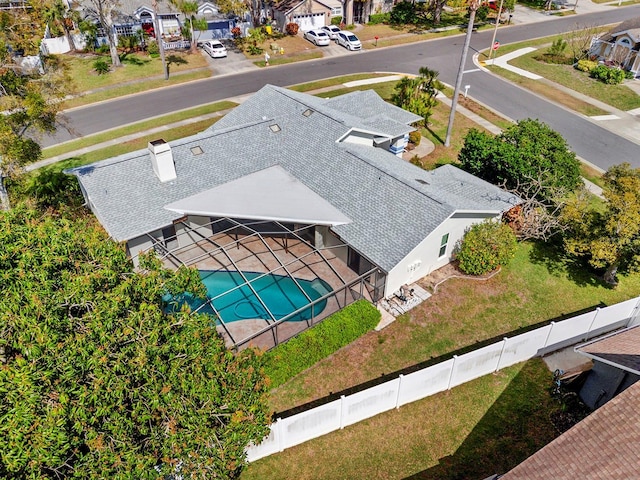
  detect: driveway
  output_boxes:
[199,40,258,76]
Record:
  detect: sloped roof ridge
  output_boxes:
[341,145,445,207]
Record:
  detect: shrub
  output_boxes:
[97,43,110,54]
[575,59,597,72]
[408,130,421,145]
[368,13,389,24]
[147,40,159,56]
[93,58,110,75]
[247,44,263,55]
[331,16,342,25]
[390,1,417,24]
[475,4,490,21]
[455,220,517,275]
[285,22,299,35]
[547,37,567,56]
[231,26,242,38]
[590,64,625,85]
[262,300,381,388]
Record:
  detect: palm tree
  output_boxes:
[170,0,200,53]
[44,0,78,53]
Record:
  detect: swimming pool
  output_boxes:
[167,270,333,323]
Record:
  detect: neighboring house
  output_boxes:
[67,85,517,348]
[272,0,331,31]
[73,0,237,47]
[575,324,640,409]
[498,325,640,479]
[590,17,640,78]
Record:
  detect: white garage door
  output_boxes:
[293,13,325,32]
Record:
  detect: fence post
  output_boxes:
[340,395,346,429]
[276,418,284,452]
[447,355,457,390]
[585,307,600,341]
[495,337,508,372]
[396,374,404,409]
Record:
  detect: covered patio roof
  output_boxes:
[164,165,352,227]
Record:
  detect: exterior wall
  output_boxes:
[127,229,162,267]
[175,215,213,248]
[274,0,330,28]
[384,212,500,297]
[389,133,409,157]
[324,228,349,265]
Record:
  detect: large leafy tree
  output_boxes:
[458,119,581,198]
[392,66,443,126]
[0,5,71,210]
[562,163,640,286]
[0,207,271,478]
[84,0,122,67]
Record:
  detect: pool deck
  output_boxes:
[162,230,372,350]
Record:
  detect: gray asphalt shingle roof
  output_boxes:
[69,85,517,272]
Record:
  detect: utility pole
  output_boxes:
[152,0,169,80]
[444,0,480,147]
[489,0,505,60]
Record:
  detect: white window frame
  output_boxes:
[438,233,449,258]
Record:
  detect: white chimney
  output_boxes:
[148,139,176,183]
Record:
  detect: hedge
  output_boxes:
[262,300,381,389]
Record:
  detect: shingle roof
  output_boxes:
[576,326,640,374]
[69,85,517,272]
[601,17,640,43]
[500,380,640,480]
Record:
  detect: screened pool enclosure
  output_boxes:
[142,217,385,351]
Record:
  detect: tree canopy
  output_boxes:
[392,66,443,127]
[0,207,271,478]
[458,119,581,199]
[562,163,640,286]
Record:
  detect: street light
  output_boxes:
[444,0,481,147]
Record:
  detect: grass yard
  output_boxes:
[60,51,210,108]
[242,34,323,66]
[242,358,559,480]
[507,51,640,112]
[267,241,640,414]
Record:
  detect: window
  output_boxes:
[438,233,449,258]
[331,6,342,16]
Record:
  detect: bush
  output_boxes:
[93,58,110,75]
[390,1,418,24]
[368,13,390,24]
[547,37,567,56]
[97,43,110,54]
[147,40,159,56]
[231,26,242,38]
[475,5,490,21]
[575,59,597,72]
[247,44,263,55]
[455,220,517,275]
[590,64,626,85]
[285,22,299,35]
[331,16,342,25]
[408,130,421,145]
[262,300,381,388]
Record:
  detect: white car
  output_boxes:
[336,31,361,51]
[303,29,331,46]
[202,40,227,58]
[321,24,341,40]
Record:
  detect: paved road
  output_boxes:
[47,5,640,170]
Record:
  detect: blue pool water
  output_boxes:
[167,270,332,323]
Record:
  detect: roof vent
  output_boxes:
[190,145,204,155]
[269,124,281,133]
[416,179,429,185]
[302,108,314,117]
[149,139,176,183]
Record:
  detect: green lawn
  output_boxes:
[242,358,559,480]
[267,241,640,413]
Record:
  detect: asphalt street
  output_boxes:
[46,5,640,170]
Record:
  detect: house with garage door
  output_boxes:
[272,0,331,31]
[67,85,518,351]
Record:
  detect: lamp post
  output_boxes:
[152,0,169,80]
[444,0,480,147]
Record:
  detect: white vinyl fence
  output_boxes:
[247,296,640,461]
